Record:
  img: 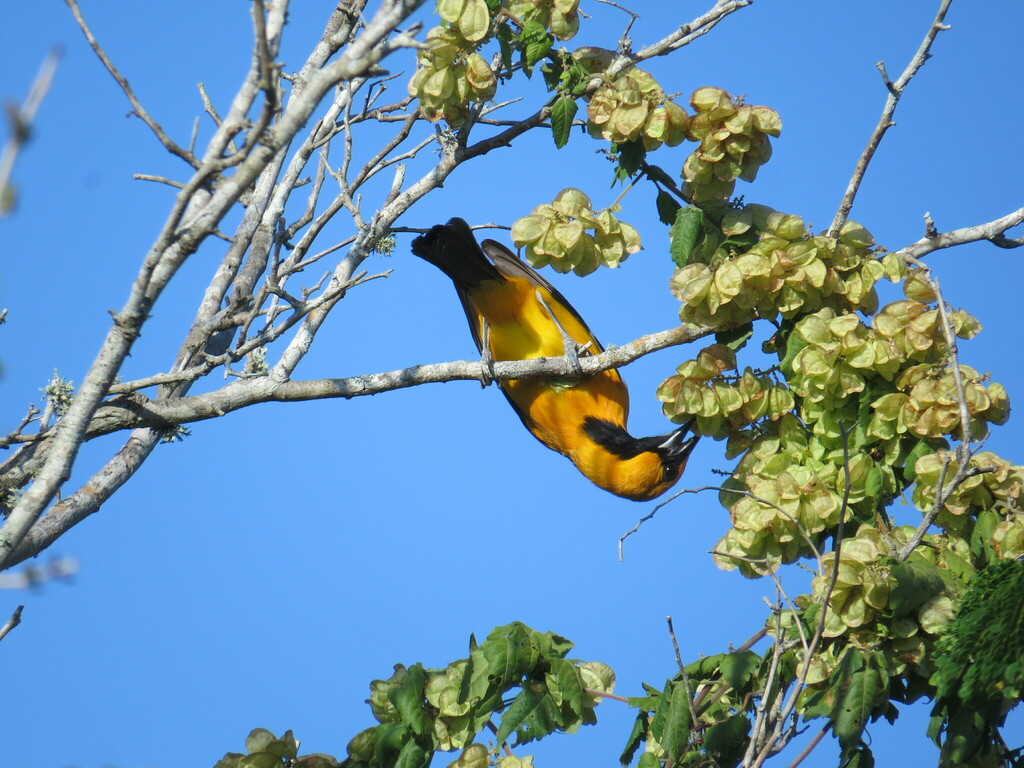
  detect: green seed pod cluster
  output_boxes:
[912,450,1024,522]
[670,212,886,328]
[437,0,492,42]
[713,415,853,577]
[991,514,1024,559]
[811,525,898,638]
[656,344,795,442]
[508,0,581,40]
[872,295,981,364]
[788,308,902,414]
[408,25,497,126]
[511,187,641,275]
[791,525,969,711]
[586,68,689,150]
[681,87,782,204]
[898,364,1009,439]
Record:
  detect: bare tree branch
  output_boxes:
[633,0,754,61]
[0,0,430,571]
[829,0,954,234]
[896,205,1024,261]
[88,324,711,438]
[0,605,24,643]
[0,47,61,213]
[64,0,198,167]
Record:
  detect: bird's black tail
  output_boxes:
[411,217,502,290]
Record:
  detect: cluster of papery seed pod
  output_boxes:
[991,513,1024,559]
[585,68,689,150]
[896,363,1009,439]
[788,308,902,413]
[511,187,641,275]
[670,209,889,328]
[656,344,795,442]
[712,414,855,576]
[912,450,1023,520]
[407,23,496,126]
[507,0,581,40]
[795,525,964,694]
[681,87,782,203]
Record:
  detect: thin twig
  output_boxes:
[0,47,62,211]
[786,725,829,768]
[133,174,187,189]
[0,605,24,643]
[620,485,823,569]
[582,687,630,704]
[667,615,701,734]
[65,0,198,167]
[748,424,855,767]
[892,259,993,559]
[829,0,953,233]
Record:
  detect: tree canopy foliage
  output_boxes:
[1,0,1022,766]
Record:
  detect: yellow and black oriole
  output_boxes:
[412,218,698,501]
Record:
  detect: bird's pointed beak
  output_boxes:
[658,418,699,460]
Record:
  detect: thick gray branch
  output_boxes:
[88,324,709,437]
[0,0,427,570]
[896,205,1024,261]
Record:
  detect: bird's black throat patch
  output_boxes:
[583,417,666,459]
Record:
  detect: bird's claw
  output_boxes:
[479,320,495,387]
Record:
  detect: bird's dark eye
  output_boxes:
[662,462,679,480]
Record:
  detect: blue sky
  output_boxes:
[1,1,1022,767]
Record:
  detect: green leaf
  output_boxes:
[292,756,339,768]
[702,714,750,768]
[346,728,377,762]
[649,680,691,761]
[373,723,409,766]
[719,650,759,692]
[863,466,883,503]
[1,181,18,215]
[643,163,676,187]
[519,21,551,75]
[655,190,681,226]
[684,653,726,678]
[495,683,563,746]
[715,324,754,353]
[669,206,705,268]
[496,24,514,78]
[889,556,945,619]
[777,321,806,374]
[545,656,584,716]
[902,439,937,483]
[550,95,577,149]
[245,729,276,755]
[482,622,538,684]
[969,508,999,563]
[834,665,882,752]
[840,742,876,768]
[615,140,645,177]
[619,711,648,767]
[541,58,563,93]
[390,663,429,736]
[239,754,282,768]
[265,730,299,759]
[393,738,430,768]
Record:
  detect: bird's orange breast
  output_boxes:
[464,275,629,459]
